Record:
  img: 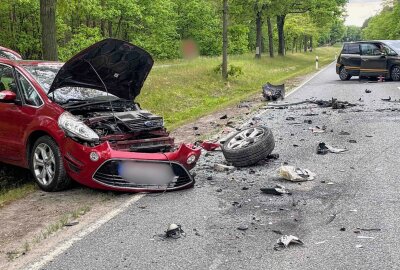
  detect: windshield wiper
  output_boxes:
[61,98,122,109]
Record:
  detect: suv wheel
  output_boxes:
[30,136,71,192]
[391,65,400,81]
[339,66,352,81]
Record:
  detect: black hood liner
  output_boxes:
[48,39,154,101]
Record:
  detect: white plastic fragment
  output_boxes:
[275,235,304,250]
[279,166,316,182]
[214,163,235,172]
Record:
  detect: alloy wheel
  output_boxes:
[33,143,56,185]
[226,127,265,150]
[392,66,400,81]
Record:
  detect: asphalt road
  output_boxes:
[40,64,400,270]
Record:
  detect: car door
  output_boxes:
[0,64,42,163]
[340,43,361,75]
[360,43,388,77]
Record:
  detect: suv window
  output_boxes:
[343,43,360,54]
[360,43,382,56]
[16,71,42,107]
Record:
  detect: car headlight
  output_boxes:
[58,112,99,142]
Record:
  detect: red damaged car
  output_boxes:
[0,46,22,60]
[0,39,201,192]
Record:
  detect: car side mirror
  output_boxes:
[0,90,17,102]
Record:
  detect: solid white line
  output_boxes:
[25,194,145,270]
[286,61,335,98]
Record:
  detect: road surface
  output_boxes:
[38,63,400,270]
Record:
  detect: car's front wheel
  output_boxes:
[339,66,352,81]
[30,136,71,192]
[390,65,400,81]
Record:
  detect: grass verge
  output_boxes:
[138,47,340,130]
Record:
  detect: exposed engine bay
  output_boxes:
[65,100,175,153]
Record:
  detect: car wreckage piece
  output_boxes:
[0,39,200,193]
[262,82,285,101]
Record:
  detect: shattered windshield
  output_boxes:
[24,64,117,103]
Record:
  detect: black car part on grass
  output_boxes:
[221,126,275,167]
[262,83,285,101]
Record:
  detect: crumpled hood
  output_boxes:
[48,39,154,101]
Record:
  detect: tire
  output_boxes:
[339,66,352,81]
[390,65,400,81]
[222,126,275,167]
[29,135,71,192]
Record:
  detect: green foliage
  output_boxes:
[362,3,400,40]
[213,64,244,78]
[343,26,362,42]
[228,25,250,54]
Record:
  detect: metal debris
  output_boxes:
[274,235,304,250]
[214,164,235,172]
[317,142,348,155]
[310,126,326,133]
[237,225,249,231]
[279,166,316,182]
[166,224,185,239]
[365,89,372,93]
[381,97,391,101]
[262,83,285,101]
[260,184,291,196]
[200,141,221,151]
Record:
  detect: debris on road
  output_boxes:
[286,117,295,121]
[356,244,364,249]
[357,236,375,239]
[262,82,285,101]
[222,126,275,167]
[279,166,316,182]
[315,98,357,109]
[348,139,357,144]
[339,131,351,136]
[237,225,249,231]
[357,228,381,232]
[267,153,280,160]
[317,142,348,155]
[274,235,304,250]
[326,213,337,224]
[214,164,235,172]
[166,224,185,239]
[381,97,391,102]
[304,119,312,124]
[365,89,372,93]
[220,114,228,120]
[310,126,326,133]
[260,184,291,196]
[200,141,221,151]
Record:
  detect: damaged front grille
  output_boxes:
[114,111,164,132]
[93,160,194,191]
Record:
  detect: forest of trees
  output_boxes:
[362,0,400,40]
[0,0,348,62]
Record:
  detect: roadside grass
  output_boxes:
[138,47,340,130]
[0,164,37,208]
[6,205,91,261]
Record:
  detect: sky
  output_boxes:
[345,0,384,26]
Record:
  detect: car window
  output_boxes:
[360,43,382,56]
[0,65,18,93]
[343,44,360,54]
[16,71,42,107]
[383,45,397,56]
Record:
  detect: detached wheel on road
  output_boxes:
[339,66,352,81]
[222,126,275,167]
[30,136,71,192]
[390,65,400,81]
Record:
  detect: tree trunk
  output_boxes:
[304,35,307,52]
[267,16,274,57]
[222,0,228,81]
[108,21,113,37]
[277,15,286,56]
[255,9,262,59]
[40,0,58,61]
[310,36,313,52]
[292,37,296,54]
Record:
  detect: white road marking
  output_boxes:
[25,194,145,270]
[286,61,336,98]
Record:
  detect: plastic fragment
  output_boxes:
[279,166,316,182]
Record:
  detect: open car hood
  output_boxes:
[48,39,154,101]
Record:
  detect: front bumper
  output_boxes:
[61,138,201,192]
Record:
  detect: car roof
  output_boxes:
[0,58,63,67]
[344,40,398,44]
[0,46,22,59]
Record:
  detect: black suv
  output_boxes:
[336,40,400,81]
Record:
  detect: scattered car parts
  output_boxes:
[262,83,285,101]
[260,184,291,196]
[166,224,185,239]
[221,126,275,167]
[274,235,304,250]
[317,143,348,155]
[279,166,316,182]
